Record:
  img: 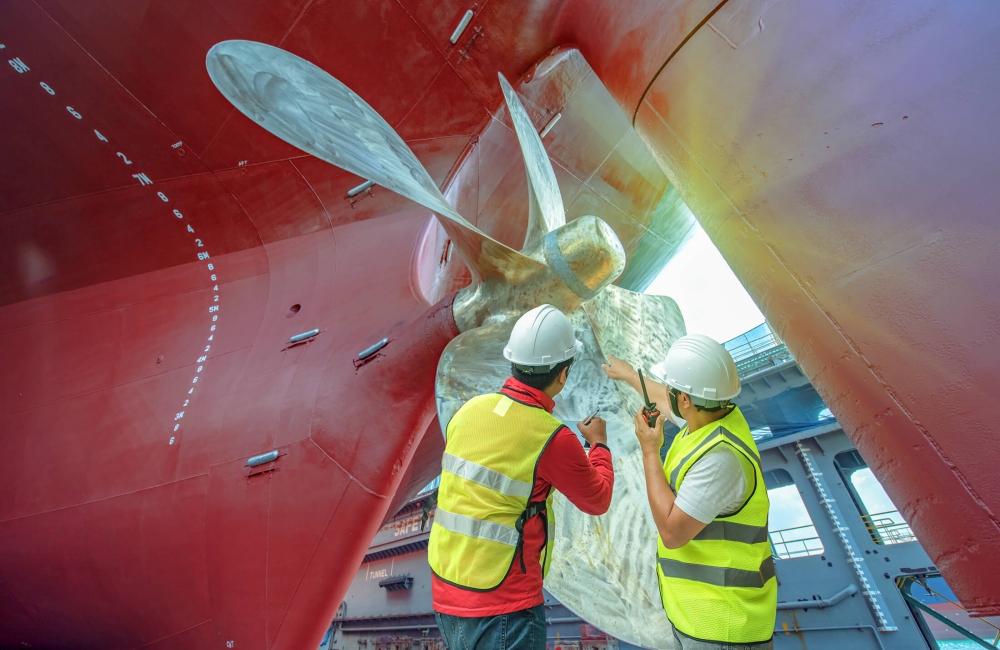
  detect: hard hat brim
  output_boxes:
[503,338,583,368]
[650,359,742,401]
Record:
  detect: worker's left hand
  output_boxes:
[634,410,665,456]
[602,355,635,382]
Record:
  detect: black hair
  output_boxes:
[511,358,574,391]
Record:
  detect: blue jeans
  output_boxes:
[435,604,546,650]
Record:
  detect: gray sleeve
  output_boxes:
[674,446,749,525]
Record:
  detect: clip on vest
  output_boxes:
[514,502,547,574]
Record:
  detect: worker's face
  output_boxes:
[668,388,694,426]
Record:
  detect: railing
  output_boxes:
[725,330,794,377]
[726,329,782,361]
[861,510,916,545]
[898,577,1000,648]
[769,524,824,559]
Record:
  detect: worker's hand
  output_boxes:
[602,355,635,382]
[578,417,608,448]
[634,411,665,456]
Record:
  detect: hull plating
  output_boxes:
[1,0,998,646]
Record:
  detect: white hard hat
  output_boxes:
[651,334,741,404]
[503,304,583,371]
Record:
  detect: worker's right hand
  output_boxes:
[634,411,665,456]
[578,417,608,448]
[602,355,635,382]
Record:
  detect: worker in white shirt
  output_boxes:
[603,334,776,649]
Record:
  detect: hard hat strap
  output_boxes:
[668,386,730,416]
[513,362,557,374]
[690,395,730,410]
[668,388,682,419]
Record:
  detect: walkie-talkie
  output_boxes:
[638,369,661,428]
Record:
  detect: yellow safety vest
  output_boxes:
[657,406,777,643]
[428,392,560,591]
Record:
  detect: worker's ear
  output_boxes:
[558,366,570,386]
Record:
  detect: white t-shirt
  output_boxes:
[674,445,750,525]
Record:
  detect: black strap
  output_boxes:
[419,488,438,532]
[514,501,547,574]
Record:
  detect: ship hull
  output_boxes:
[2,0,1000,646]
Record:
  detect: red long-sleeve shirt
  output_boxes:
[432,377,615,617]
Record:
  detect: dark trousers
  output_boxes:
[435,604,546,650]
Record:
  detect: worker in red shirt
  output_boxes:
[427,304,615,650]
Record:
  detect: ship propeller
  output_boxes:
[207,40,684,649]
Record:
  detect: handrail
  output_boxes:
[900,591,998,649]
[725,331,783,361]
[898,576,1000,646]
[860,510,916,545]
[769,524,823,559]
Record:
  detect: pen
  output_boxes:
[582,408,600,449]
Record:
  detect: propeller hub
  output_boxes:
[542,216,626,300]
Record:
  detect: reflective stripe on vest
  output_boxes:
[434,508,519,547]
[659,555,776,588]
[657,406,777,644]
[441,452,533,499]
[693,520,769,545]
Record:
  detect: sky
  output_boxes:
[642,227,913,546]
[644,224,765,344]
[768,485,817,532]
[637,219,928,562]
[852,468,904,521]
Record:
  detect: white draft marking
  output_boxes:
[6,39,223,447]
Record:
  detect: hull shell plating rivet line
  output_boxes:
[346,180,375,197]
[247,450,279,467]
[289,329,320,343]
[450,10,474,44]
[358,337,389,360]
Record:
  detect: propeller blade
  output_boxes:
[543,291,686,649]
[497,73,566,255]
[584,284,686,378]
[206,40,538,282]
[435,321,514,435]
[433,301,685,649]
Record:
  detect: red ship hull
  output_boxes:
[1,0,999,647]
